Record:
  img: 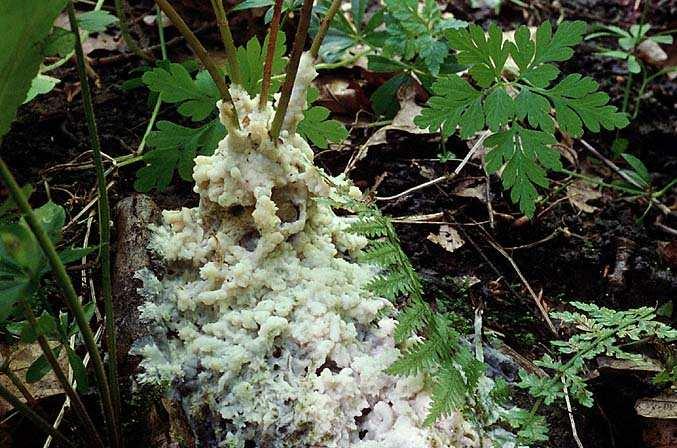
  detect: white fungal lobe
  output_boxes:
[137,52,481,447]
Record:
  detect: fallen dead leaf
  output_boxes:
[363,83,429,148]
[427,225,465,253]
[566,180,602,213]
[82,32,121,54]
[453,179,487,202]
[0,342,67,416]
[637,39,668,67]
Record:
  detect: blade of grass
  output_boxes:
[65,5,122,446]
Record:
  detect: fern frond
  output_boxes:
[394,298,432,343]
[387,337,445,376]
[349,216,389,238]
[424,364,467,425]
[359,240,400,267]
[367,268,415,301]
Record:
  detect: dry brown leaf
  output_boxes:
[0,342,66,416]
[566,180,602,213]
[427,225,465,253]
[82,32,122,54]
[453,179,487,202]
[637,39,668,66]
[635,394,677,419]
[363,83,429,148]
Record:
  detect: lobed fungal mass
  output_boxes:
[136,53,484,448]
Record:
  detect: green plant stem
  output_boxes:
[309,0,342,59]
[210,0,241,85]
[0,157,119,447]
[559,169,643,195]
[259,0,284,110]
[18,301,105,448]
[114,0,153,61]
[66,4,122,444]
[154,0,240,130]
[269,0,314,140]
[136,4,168,157]
[0,382,75,448]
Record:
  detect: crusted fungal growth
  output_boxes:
[136,53,482,448]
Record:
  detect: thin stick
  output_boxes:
[269,0,315,140]
[0,383,75,448]
[309,0,342,59]
[66,4,122,443]
[114,0,153,61]
[154,0,240,129]
[563,378,585,448]
[210,0,241,85]
[259,0,284,110]
[376,131,491,201]
[0,156,118,448]
[18,301,105,448]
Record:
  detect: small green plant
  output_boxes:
[519,302,676,408]
[586,22,675,119]
[415,21,629,216]
[131,31,346,192]
[345,202,547,444]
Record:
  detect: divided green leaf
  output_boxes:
[416,20,628,216]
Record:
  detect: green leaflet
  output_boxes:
[143,64,220,121]
[0,0,67,138]
[134,120,225,192]
[297,105,348,149]
[417,20,628,217]
[234,32,286,97]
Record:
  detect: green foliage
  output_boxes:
[77,10,119,33]
[143,63,221,121]
[232,0,302,23]
[380,0,466,77]
[519,302,677,408]
[297,87,348,149]
[415,21,629,216]
[233,32,286,97]
[135,32,296,192]
[8,302,96,392]
[0,0,67,138]
[587,24,674,74]
[313,0,386,63]
[0,202,96,322]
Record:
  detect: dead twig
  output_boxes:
[376,131,491,201]
[476,226,559,336]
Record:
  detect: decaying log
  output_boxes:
[113,194,160,379]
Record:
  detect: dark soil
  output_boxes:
[0,1,674,448]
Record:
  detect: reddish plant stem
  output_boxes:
[259,0,284,110]
[269,0,314,140]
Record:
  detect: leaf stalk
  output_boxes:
[259,0,284,110]
[269,0,314,140]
